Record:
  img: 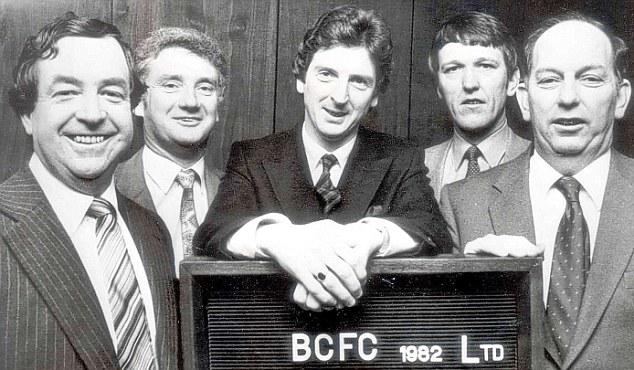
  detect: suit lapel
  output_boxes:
[262,128,320,218]
[0,169,117,368]
[204,166,222,207]
[488,150,536,243]
[115,150,156,212]
[336,128,394,220]
[563,153,634,368]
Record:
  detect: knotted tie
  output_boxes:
[87,198,157,370]
[465,145,481,178]
[315,154,341,214]
[176,169,199,256]
[546,177,590,360]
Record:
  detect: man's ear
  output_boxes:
[296,79,305,94]
[371,94,378,108]
[515,80,531,122]
[615,78,632,120]
[506,68,520,96]
[133,100,145,118]
[20,115,33,135]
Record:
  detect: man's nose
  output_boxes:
[75,94,107,124]
[557,79,581,107]
[330,79,350,105]
[462,67,480,92]
[178,86,200,109]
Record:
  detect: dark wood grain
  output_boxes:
[274,0,413,138]
[181,255,542,276]
[0,0,111,182]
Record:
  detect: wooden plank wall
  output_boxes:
[1,0,633,182]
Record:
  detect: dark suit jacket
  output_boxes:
[0,168,181,369]
[194,126,452,257]
[115,148,222,213]
[440,149,634,369]
[424,124,530,201]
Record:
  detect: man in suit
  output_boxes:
[440,12,633,369]
[116,28,225,276]
[194,5,452,312]
[424,11,530,199]
[1,13,180,369]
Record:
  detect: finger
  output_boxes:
[333,246,368,288]
[321,250,362,301]
[312,265,357,308]
[293,267,339,307]
[464,235,509,256]
[292,283,310,311]
[306,293,331,312]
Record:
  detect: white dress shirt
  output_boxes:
[29,154,156,353]
[142,147,209,276]
[226,123,417,258]
[529,150,610,304]
[441,120,514,187]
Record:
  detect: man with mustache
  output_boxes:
[425,11,530,200]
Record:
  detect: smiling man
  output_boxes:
[116,28,226,275]
[1,13,179,369]
[440,12,634,368]
[424,12,530,199]
[194,5,451,312]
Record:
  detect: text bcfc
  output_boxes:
[291,332,505,364]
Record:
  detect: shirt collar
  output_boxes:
[29,154,119,237]
[142,146,206,195]
[301,122,357,172]
[530,149,610,210]
[450,118,510,171]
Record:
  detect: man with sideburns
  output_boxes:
[194,5,452,312]
[425,11,530,199]
[117,27,225,276]
[440,12,634,368]
[0,13,179,369]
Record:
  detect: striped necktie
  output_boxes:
[315,154,341,214]
[175,169,199,256]
[546,177,590,361]
[87,198,157,370]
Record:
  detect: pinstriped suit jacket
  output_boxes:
[0,168,181,369]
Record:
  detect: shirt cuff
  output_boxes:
[359,217,417,257]
[226,213,292,258]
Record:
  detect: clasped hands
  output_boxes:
[256,219,384,312]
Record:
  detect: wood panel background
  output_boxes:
[1,0,633,182]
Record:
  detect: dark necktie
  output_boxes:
[176,169,199,256]
[465,145,481,178]
[546,176,590,360]
[315,154,341,214]
[86,198,157,369]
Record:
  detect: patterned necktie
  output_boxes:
[465,145,481,178]
[176,169,199,256]
[546,177,590,360]
[87,198,157,370]
[315,154,341,214]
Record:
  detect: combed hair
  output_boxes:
[135,27,228,96]
[523,11,627,82]
[8,12,138,116]
[292,5,393,94]
[428,11,518,78]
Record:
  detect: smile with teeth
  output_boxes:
[69,135,108,144]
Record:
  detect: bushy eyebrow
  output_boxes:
[154,74,218,84]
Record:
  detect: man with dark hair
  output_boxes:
[116,27,226,276]
[424,11,530,199]
[1,13,180,369]
[194,5,451,312]
[440,12,633,368]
